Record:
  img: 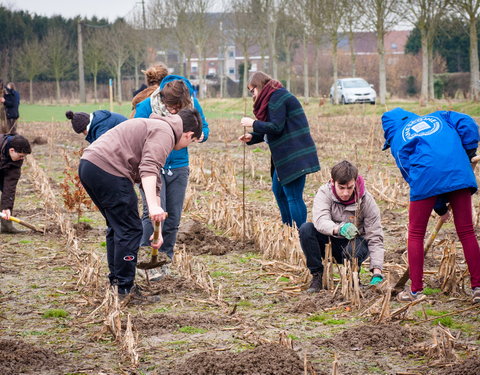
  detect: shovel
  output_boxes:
[0,212,41,232]
[137,220,169,270]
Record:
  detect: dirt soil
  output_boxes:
[162,343,314,375]
[0,338,65,375]
[176,219,236,255]
[1,117,479,375]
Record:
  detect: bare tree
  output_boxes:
[277,7,301,92]
[453,0,480,101]
[404,0,451,103]
[44,28,74,102]
[358,0,404,105]
[84,29,106,103]
[228,0,257,98]
[101,20,132,102]
[308,0,344,104]
[252,0,281,78]
[15,38,44,103]
[343,2,363,77]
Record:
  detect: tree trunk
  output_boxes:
[349,29,356,77]
[180,51,185,77]
[420,29,429,104]
[56,79,61,103]
[29,79,33,103]
[377,32,386,105]
[134,54,139,91]
[286,47,291,92]
[332,33,339,104]
[303,31,309,103]
[117,63,122,103]
[315,46,319,97]
[469,16,479,101]
[428,42,434,100]
[198,49,204,99]
[93,74,98,103]
[243,52,249,98]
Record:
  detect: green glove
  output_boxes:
[369,274,384,286]
[339,223,358,240]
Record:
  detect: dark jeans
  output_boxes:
[79,160,142,293]
[6,118,17,134]
[271,169,307,228]
[299,222,369,274]
[140,166,189,258]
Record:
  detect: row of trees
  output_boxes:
[1,1,480,103]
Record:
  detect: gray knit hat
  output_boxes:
[66,110,90,133]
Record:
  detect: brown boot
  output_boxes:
[1,220,22,233]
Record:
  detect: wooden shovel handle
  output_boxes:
[151,221,161,257]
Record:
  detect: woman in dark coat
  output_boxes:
[3,82,20,134]
[239,71,320,228]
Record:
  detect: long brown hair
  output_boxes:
[160,80,192,110]
[248,71,272,92]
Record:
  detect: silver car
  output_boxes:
[330,78,376,105]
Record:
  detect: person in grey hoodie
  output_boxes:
[78,108,202,300]
[299,160,385,293]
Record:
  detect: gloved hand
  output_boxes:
[369,274,384,286]
[339,223,358,240]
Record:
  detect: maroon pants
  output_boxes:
[408,188,480,292]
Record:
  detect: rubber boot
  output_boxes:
[1,220,22,233]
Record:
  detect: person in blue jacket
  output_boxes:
[382,108,480,304]
[66,110,127,143]
[135,75,209,277]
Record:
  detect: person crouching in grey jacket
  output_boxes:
[299,160,385,293]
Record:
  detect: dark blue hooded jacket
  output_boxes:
[85,110,127,143]
[382,108,478,201]
[134,75,209,170]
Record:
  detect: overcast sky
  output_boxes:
[5,0,141,21]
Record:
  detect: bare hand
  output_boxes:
[149,206,167,222]
[197,132,205,142]
[1,209,11,220]
[238,134,253,143]
[241,117,255,127]
[150,231,164,249]
[440,211,451,223]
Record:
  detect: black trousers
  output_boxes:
[79,160,142,293]
[299,222,369,275]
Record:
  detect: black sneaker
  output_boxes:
[306,272,323,293]
[118,285,161,305]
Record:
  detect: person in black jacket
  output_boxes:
[0,134,31,233]
[2,82,20,134]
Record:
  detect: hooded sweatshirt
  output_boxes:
[134,74,209,170]
[85,110,127,143]
[81,115,183,195]
[312,180,385,271]
[382,108,478,201]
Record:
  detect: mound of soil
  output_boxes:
[133,313,235,334]
[167,343,309,375]
[315,323,426,351]
[73,222,93,233]
[176,219,235,255]
[0,338,62,374]
[144,275,202,294]
[436,357,480,375]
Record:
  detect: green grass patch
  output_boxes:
[18,240,32,244]
[278,276,290,283]
[287,334,300,340]
[237,300,253,307]
[239,252,261,263]
[19,330,49,336]
[211,270,231,278]
[30,284,39,289]
[42,309,69,318]
[177,326,207,334]
[100,241,106,247]
[152,307,169,313]
[323,319,346,325]
[414,309,449,319]
[78,216,93,223]
[164,340,189,346]
[423,288,442,295]
[308,313,330,322]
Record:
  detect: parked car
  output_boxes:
[330,78,376,105]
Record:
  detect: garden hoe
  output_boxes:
[392,155,480,295]
[0,212,41,232]
[137,220,169,270]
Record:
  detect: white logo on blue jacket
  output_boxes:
[402,116,441,142]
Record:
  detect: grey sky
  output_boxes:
[5,0,140,21]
